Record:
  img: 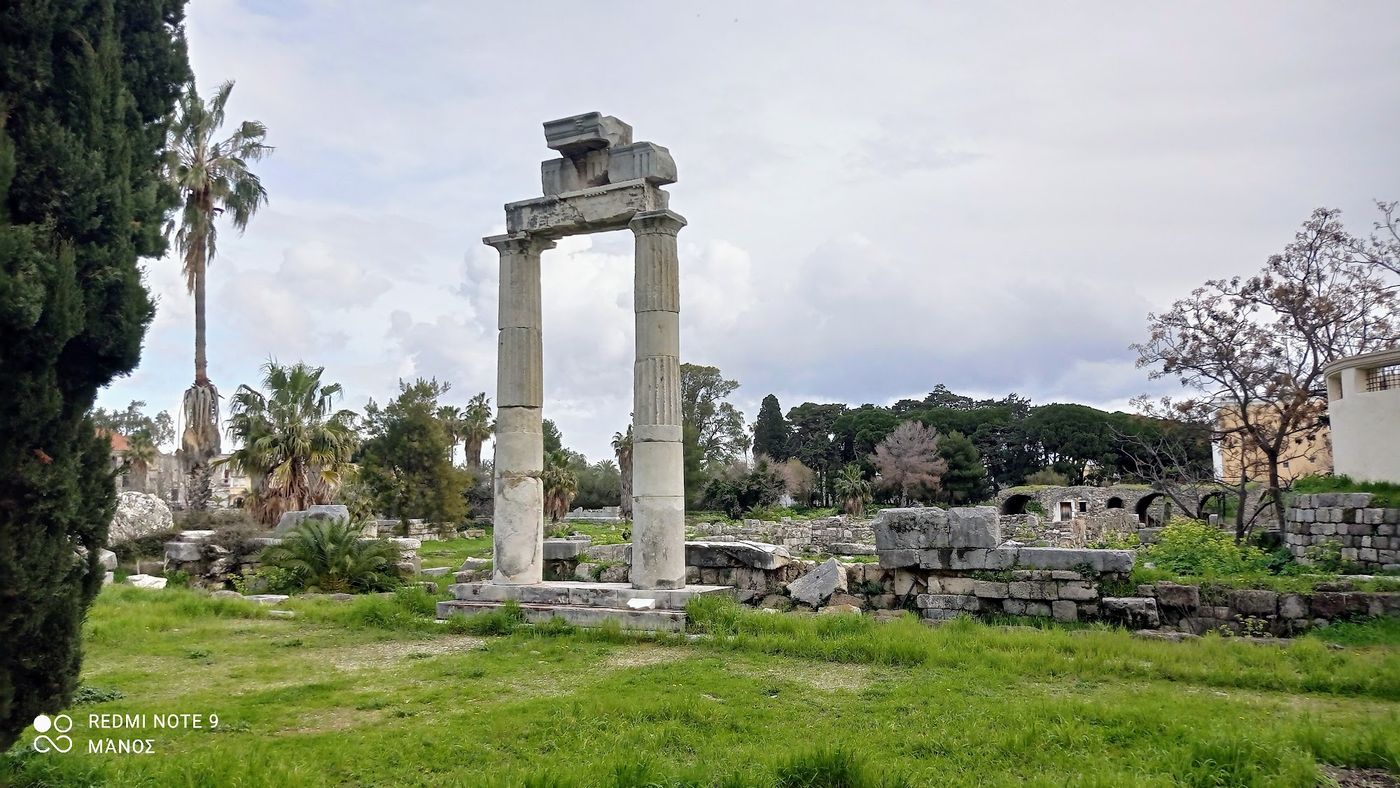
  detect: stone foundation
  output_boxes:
[689,515,876,555]
[1284,493,1400,572]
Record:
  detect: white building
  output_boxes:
[1324,348,1400,484]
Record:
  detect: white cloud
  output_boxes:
[98,0,1400,461]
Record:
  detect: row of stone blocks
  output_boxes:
[437,581,733,633]
[1288,507,1400,525]
[1138,582,1400,636]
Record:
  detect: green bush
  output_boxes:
[260,519,404,593]
[1140,519,1271,576]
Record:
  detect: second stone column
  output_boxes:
[630,210,687,589]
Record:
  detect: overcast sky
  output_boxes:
[99,1,1400,462]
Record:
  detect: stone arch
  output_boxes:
[1135,492,1166,526]
[1196,490,1226,520]
[1105,496,1124,509]
[1000,494,1034,516]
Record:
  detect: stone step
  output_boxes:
[436,600,687,632]
[448,580,731,611]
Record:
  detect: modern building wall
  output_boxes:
[1215,406,1332,484]
[1325,348,1400,484]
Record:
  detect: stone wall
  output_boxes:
[688,516,876,555]
[1284,493,1400,572]
[164,530,422,589]
[1136,580,1400,637]
[999,510,1140,548]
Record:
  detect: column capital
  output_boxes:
[482,232,556,254]
[629,209,687,236]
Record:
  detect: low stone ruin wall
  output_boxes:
[1134,580,1400,636]
[998,510,1142,548]
[163,530,422,589]
[1285,493,1400,572]
[688,515,876,556]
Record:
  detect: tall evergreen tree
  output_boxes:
[358,379,470,527]
[0,0,189,750]
[752,394,791,461]
[938,431,991,504]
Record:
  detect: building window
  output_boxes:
[1077,501,1088,512]
[1367,364,1400,392]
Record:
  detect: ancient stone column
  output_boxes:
[484,232,554,585]
[630,210,687,589]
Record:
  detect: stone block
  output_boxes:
[685,540,792,570]
[1052,600,1078,622]
[941,577,976,595]
[1008,581,1055,601]
[97,549,118,571]
[878,548,920,569]
[827,593,865,609]
[543,538,591,561]
[543,112,633,155]
[607,142,677,186]
[1058,581,1098,601]
[787,558,847,607]
[164,541,203,562]
[1012,547,1134,573]
[1309,592,1348,618]
[460,557,491,572]
[892,570,922,596]
[1228,589,1278,617]
[598,565,629,583]
[972,580,1009,598]
[1099,597,1160,629]
[916,593,979,611]
[873,507,949,550]
[1153,583,1200,611]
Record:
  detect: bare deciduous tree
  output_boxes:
[1135,206,1398,535]
[869,421,947,506]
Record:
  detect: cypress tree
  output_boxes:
[0,0,189,750]
[752,394,790,461]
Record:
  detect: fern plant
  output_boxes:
[260,519,404,593]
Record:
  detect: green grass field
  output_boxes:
[3,587,1397,787]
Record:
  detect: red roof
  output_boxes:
[97,429,129,452]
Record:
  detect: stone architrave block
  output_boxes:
[787,558,847,606]
[1014,547,1134,574]
[873,508,949,551]
[543,112,633,155]
[608,142,677,186]
[685,541,792,570]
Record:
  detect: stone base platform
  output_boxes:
[436,581,733,632]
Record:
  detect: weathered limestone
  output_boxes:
[485,233,554,585]
[631,209,687,590]
[456,113,693,627]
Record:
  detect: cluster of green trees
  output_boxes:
[750,385,1213,511]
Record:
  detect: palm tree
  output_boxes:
[260,519,403,593]
[222,361,358,526]
[833,463,873,517]
[436,405,465,464]
[461,392,493,471]
[542,450,579,523]
[164,80,273,509]
[123,431,158,494]
[612,426,633,519]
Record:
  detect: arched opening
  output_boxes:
[1135,493,1167,526]
[1196,491,1226,521]
[1106,496,1124,509]
[1001,494,1033,516]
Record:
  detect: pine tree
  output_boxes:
[752,394,791,461]
[939,431,991,504]
[0,0,190,750]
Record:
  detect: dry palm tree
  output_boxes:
[542,451,579,523]
[436,405,465,464]
[612,426,633,519]
[123,431,158,494]
[164,80,273,508]
[461,392,493,471]
[221,361,358,526]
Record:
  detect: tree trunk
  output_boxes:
[193,257,207,384]
[1234,473,1249,543]
[1268,461,1286,537]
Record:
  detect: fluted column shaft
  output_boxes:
[484,232,554,585]
[629,210,687,589]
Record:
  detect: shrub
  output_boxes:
[260,519,404,593]
[1140,518,1271,576]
